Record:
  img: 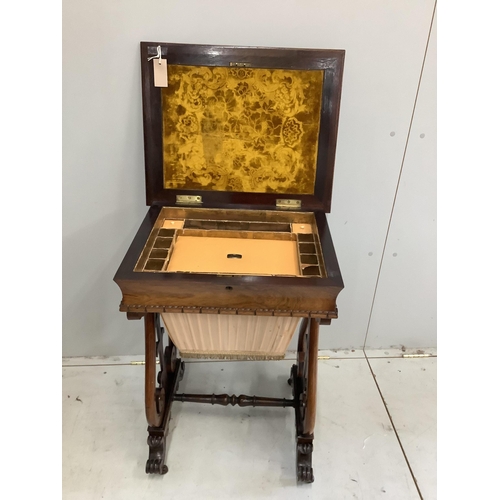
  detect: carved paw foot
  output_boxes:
[296,438,314,483]
[146,433,167,474]
[146,459,168,475]
[297,464,314,483]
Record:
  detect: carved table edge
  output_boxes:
[120,303,338,319]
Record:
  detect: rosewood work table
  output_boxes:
[114,42,345,483]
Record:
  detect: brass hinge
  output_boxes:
[176,195,202,205]
[276,199,301,210]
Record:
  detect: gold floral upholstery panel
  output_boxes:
[161,65,324,194]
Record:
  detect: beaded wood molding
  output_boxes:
[120,303,338,319]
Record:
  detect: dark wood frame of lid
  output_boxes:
[140,42,345,213]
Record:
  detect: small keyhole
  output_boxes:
[226,286,233,291]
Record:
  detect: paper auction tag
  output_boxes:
[153,58,168,87]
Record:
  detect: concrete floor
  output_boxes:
[62,351,436,499]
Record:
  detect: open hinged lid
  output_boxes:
[140,42,344,212]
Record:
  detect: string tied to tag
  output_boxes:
[147,45,163,65]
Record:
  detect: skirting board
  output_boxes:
[62,347,436,366]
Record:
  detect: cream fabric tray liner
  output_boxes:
[161,313,300,359]
[167,235,300,276]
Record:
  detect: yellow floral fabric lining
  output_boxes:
[162,65,323,194]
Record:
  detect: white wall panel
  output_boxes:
[365,16,436,349]
[63,0,436,356]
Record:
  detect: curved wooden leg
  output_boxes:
[304,318,319,436]
[145,313,165,428]
[293,317,319,484]
[144,313,184,475]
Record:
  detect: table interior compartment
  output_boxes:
[134,207,326,277]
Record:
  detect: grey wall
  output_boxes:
[63,0,436,357]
